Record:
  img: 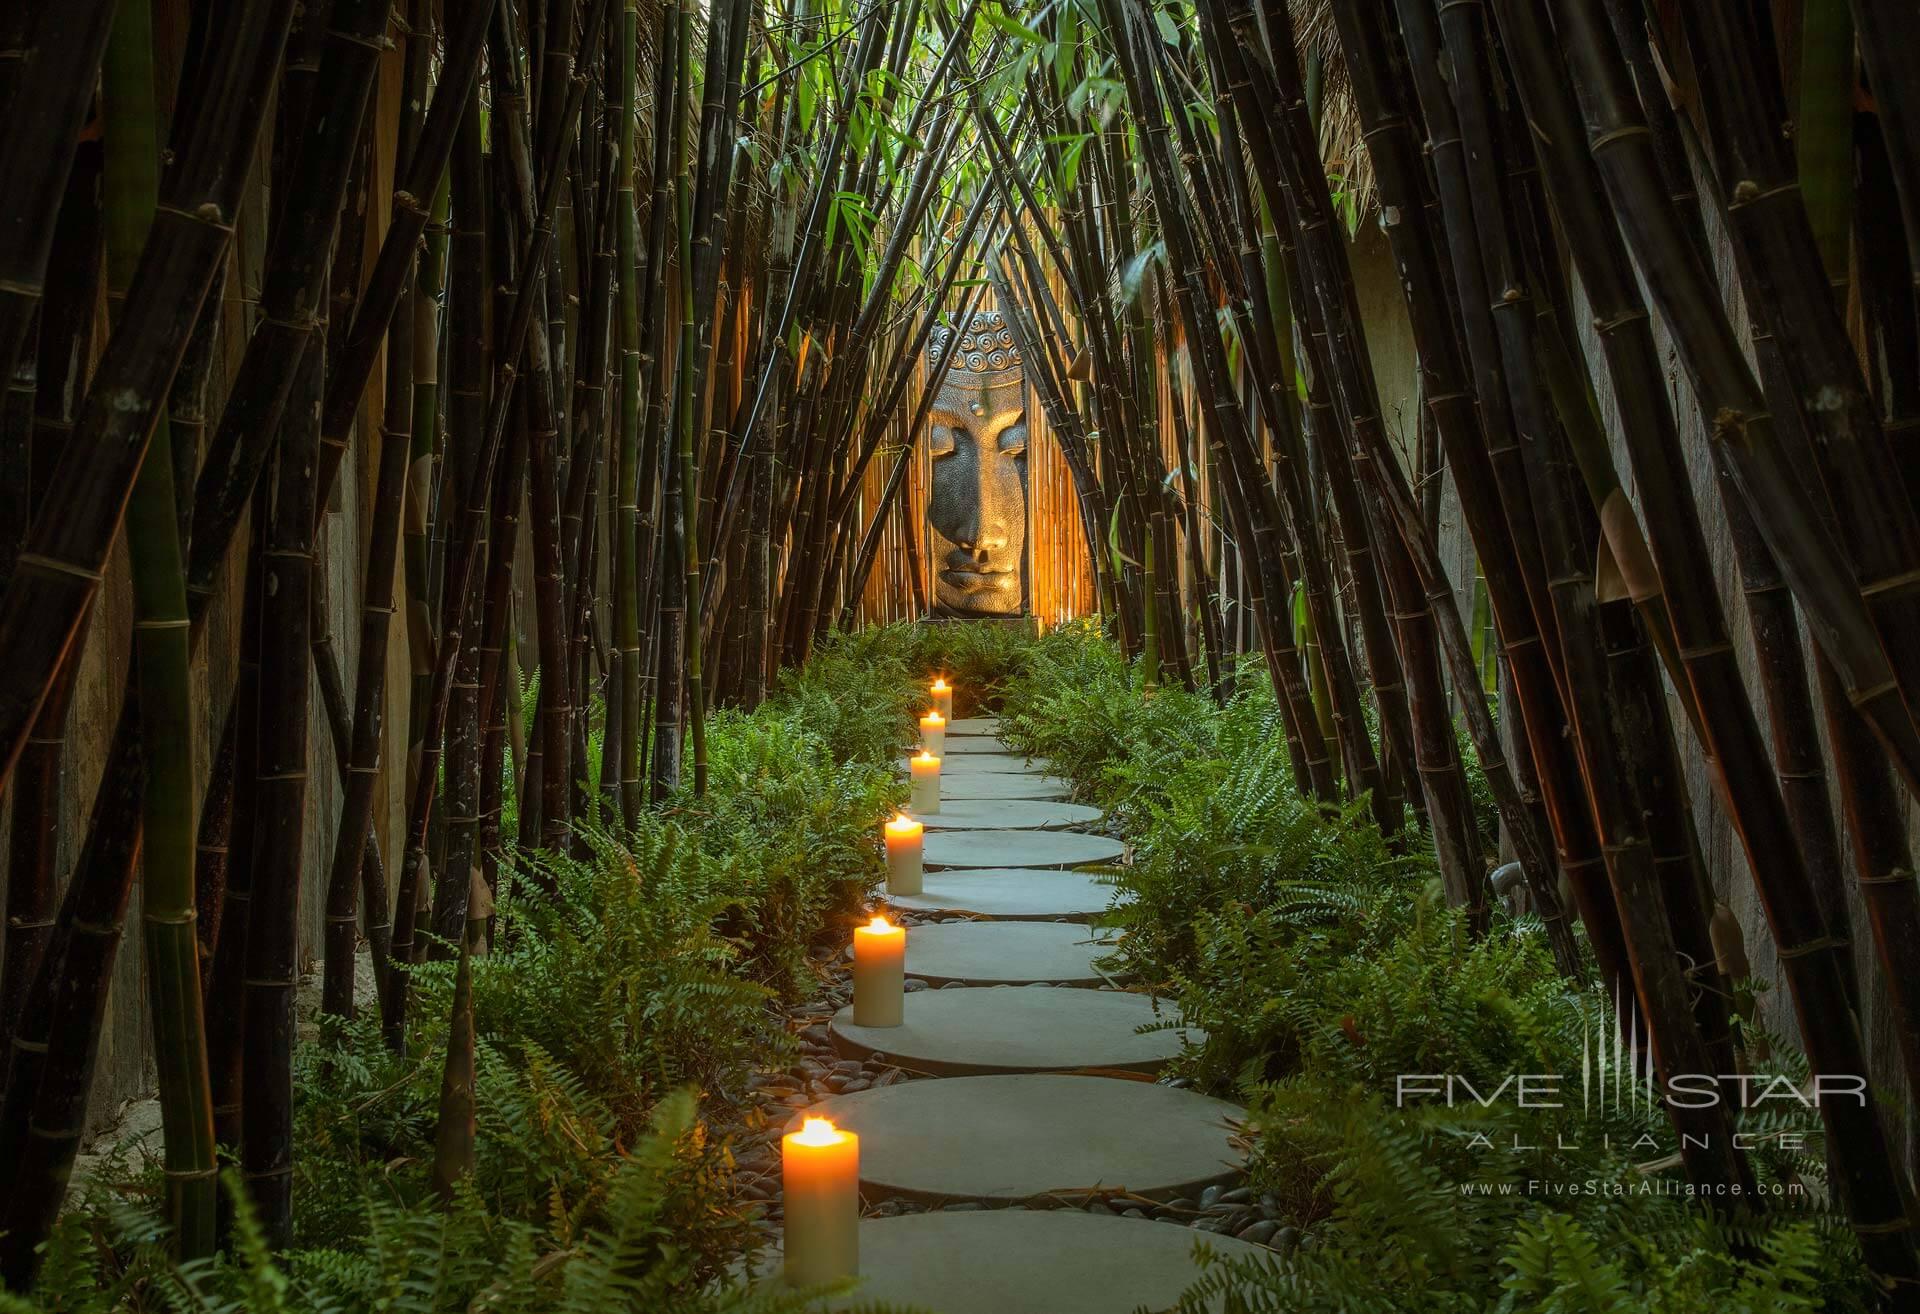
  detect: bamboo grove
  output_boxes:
[2,0,1920,1301]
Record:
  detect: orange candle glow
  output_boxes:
[782,1117,860,1286]
[909,750,941,814]
[883,813,923,895]
[852,915,906,1026]
[918,709,946,757]
[930,677,953,722]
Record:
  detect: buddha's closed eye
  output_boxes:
[930,423,961,458]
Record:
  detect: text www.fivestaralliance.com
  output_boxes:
[1457,1181,1809,1198]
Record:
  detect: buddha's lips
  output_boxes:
[940,566,1014,588]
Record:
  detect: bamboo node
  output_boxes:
[1850,1217,1915,1236]
[1774,934,1846,960]
[1861,569,1920,599]
[20,547,106,585]
[1589,125,1652,154]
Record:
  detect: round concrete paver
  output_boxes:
[925,828,1123,870]
[829,985,1197,1075]
[796,1074,1244,1203]
[919,798,1102,831]
[886,869,1119,921]
[905,921,1117,986]
[774,1208,1271,1312]
[940,772,1074,802]
[948,717,1001,734]
[941,735,1012,755]
[933,751,1045,775]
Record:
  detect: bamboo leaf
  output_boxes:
[1116,240,1165,309]
[982,4,1047,44]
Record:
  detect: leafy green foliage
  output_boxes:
[995,626,1881,1314]
[19,633,933,1314]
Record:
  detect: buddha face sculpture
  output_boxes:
[926,310,1028,616]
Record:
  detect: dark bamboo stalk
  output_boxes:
[1503,0,1920,1277]
[0,0,296,796]
[240,320,320,1250]
[1671,2,1920,788]
[182,0,391,617]
[0,698,143,1290]
[384,0,611,1043]
[0,0,115,389]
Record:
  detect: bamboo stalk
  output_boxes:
[240,313,320,1251]
[0,0,115,389]
[0,0,297,795]
[101,0,217,1256]
[1503,0,1920,1277]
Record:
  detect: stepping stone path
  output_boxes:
[763,715,1257,1310]
[927,751,1047,775]
[939,772,1073,802]
[797,1074,1244,1203]
[815,1210,1271,1313]
[829,982,1197,1074]
[918,797,1102,830]
[887,868,1117,921]
[924,826,1124,870]
[939,734,1016,754]
[897,921,1117,986]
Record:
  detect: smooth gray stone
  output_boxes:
[948,717,1000,734]
[886,869,1119,921]
[794,1074,1244,1203]
[919,798,1102,831]
[940,735,1013,755]
[829,985,1197,1075]
[940,773,1074,802]
[904,921,1117,986]
[761,1209,1272,1312]
[925,828,1124,870]
[931,751,1044,775]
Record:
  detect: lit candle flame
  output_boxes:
[865,914,896,933]
[792,1117,847,1147]
[913,750,938,765]
[932,678,950,693]
[886,813,920,833]
[922,710,944,723]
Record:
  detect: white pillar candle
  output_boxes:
[884,813,923,895]
[852,914,905,1026]
[930,677,953,723]
[909,750,941,814]
[918,710,945,757]
[782,1117,860,1286]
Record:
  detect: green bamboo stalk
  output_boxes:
[672,0,707,797]
[100,0,216,1258]
[615,0,644,827]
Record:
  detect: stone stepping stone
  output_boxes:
[773,1208,1271,1312]
[830,985,1197,1075]
[796,1074,1243,1203]
[925,828,1123,870]
[941,735,1013,755]
[940,773,1073,802]
[905,921,1118,986]
[918,798,1102,831]
[933,751,1044,775]
[948,717,1000,734]
[886,869,1118,921]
